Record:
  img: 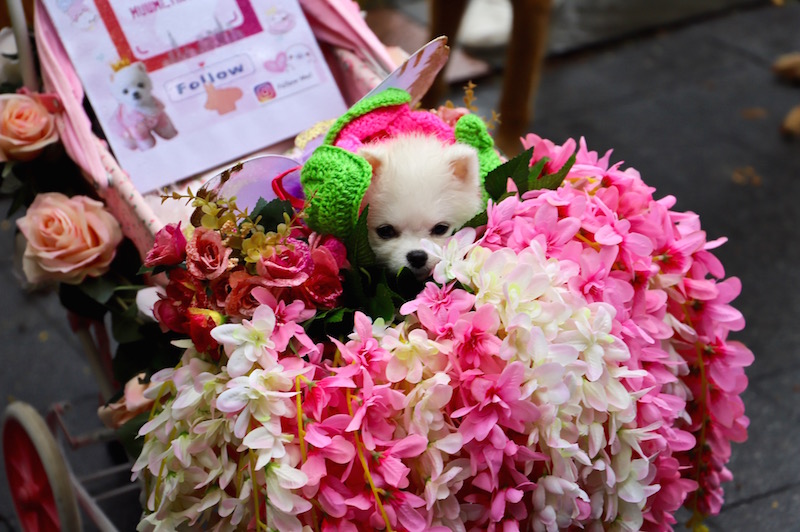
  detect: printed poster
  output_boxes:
[43,0,347,192]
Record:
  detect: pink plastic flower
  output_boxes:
[145,222,186,267]
[186,226,232,280]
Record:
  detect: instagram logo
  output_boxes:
[254,82,276,102]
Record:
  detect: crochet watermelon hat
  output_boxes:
[300,88,502,240]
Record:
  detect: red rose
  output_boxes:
[187,308,223,354]
[224,270,273,318]
[256,238,313,287]
[296,247,343,309]
[165,268,208,309]
[209,271,232,310]
[153,298,189,334]
[185,227,231,280]
[145,222,186,268]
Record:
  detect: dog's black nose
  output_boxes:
[132,91,141,100]
[406,250,428,269]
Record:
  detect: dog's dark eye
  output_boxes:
[122,88,128,94]
[137,82,145,88]
[376,225,398,239]
[430,223,450,236]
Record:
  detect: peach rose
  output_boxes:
[16,193,123,284]
[0,93,58,162]
[97,373,155,429]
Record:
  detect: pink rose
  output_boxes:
[16,193,123,284]
[294,247,343,309]
[310,233,349,269]
[224,270,272,318]
[0,93,58,162]
[185,227,231,280]
[256,238,313,287]
[145,222,186,267]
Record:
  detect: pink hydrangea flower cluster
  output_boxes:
[133,133,751,532]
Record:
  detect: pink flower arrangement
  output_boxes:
[132,133,751,531]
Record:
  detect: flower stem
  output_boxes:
[346,389,393,532]
[688,340,710,528]
[152,456,167,510]
[575,232,601,250]
[296,376,320,532]
[249,450,266,531]
[296,377,308,463]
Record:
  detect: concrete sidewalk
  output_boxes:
[2,2,799,530]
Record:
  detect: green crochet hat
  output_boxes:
[300,89,501,240]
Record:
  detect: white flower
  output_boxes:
[242,426,291,469]
[264,462,310,513]
[216,365,300,439]
[211,304,278,377]
[422,227,477,284]
[382,324,444,384]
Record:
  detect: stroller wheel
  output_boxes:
[2,402,81,531]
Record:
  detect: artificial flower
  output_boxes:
[16,192,122,284]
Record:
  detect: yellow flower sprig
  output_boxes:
[163,188,302,266]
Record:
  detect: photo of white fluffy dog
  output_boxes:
[358,134,484,277]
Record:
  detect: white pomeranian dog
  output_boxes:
[358,134,484,277]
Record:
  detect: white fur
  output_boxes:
[110,63,159,115]
[358,134,483,277]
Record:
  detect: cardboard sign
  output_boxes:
[43,0,346,192]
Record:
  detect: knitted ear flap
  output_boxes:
[300,145,373,240]
[453,113,503,180]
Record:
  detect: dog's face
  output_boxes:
[110,62,153,108]
[359,135,483,278]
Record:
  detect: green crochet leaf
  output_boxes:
[300,145,373,240]
[454,113,502,180]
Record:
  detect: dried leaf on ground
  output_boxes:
[773,52,800,81]
[780,104,800,136]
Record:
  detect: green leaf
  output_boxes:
[136,263,171,276]
[111,304,144,344]
[346,207,376,268]
[322,307,347,324]
[303,306,355,343]
[484,147,534,201]
[80,276,118,304]
[112,324,182,383]
[136,264,154,276]
[392,267,425,303]
[461,209,488,229]
[249,198,294,232]
[368,282,396,322]
[530,153,576,191]
[0,169,22,193]
[59,283,107,321]
[6,191,27,216]
[525,158,548,188]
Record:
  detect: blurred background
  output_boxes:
[2,0,800,529]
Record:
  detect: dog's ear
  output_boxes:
[358,146,384,178]
[445,143,479,184]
